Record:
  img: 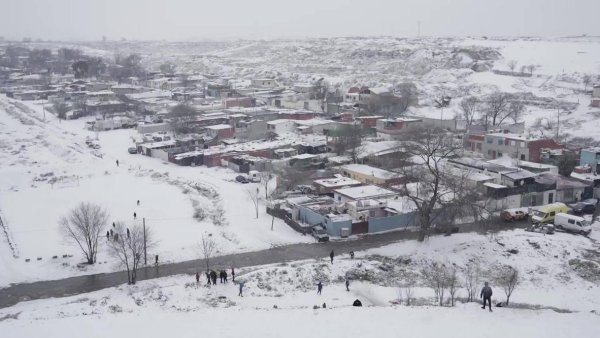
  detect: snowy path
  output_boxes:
[0,219,512,309]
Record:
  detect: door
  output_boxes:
[548,193,554,204]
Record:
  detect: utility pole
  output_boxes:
[556,106,560,140]
[143,218,147,265]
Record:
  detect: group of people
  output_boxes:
[198,267,236,285]
[105,222,131,241]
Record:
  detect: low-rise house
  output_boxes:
[205,124,235,140]
[251,78,279,89]
[375,117,422,140]
[267,119,296,134]
[333,185,397,204]
[313,175,363,195]
[591,85,600,107]
[535,172,592,203]
[579,147,600,174]
[338,164,405,187]
[477,132,563,162]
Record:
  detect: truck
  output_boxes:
[531,202,569,224]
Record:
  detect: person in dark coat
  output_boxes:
[155,255,159,266]
[345,279,350,291]
[329,250,334,264]
[133,212,137,220]
[231,267,235,282]
[206,271,211,285]
[195,272,200,283]
[126,228,130,239]
[106,231,110,240]
[210,270,217,285]
[137,200,140,206]
[353,299,362,307]
[116,160,119,167]
[112,222,116,228]
[219,270,225,284]
[480,282,493,312]
[349,251,355,259]
[223,270,228,282]
[317,281,323,295]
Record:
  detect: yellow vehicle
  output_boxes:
[530,202,570,224]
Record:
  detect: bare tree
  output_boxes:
[583,74,592,91]
[421,262,448,306]
[247,187,260,219]
[52,101,70,120]
[508,101,525,123]
[526,64,535,76]
[520,65,527,74]
[60,202,108,264]
[484,92,511,129]
[259,170,273,200]
[169,104,198,134]
[200,233,217,272]
[273,165,309,194]
[108,222,153,284]
[463,260,481,302]
[507,60,517,74]
[493,265,520,306]
[446,267,460,306]
[159,62,176,75]
[332,124,364,163]
[459,96,479,126]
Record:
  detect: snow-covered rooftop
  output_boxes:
[340,164,401,180]
[334,185,397,200]
[313,175,362,188]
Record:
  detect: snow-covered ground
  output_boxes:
[1,228,599,337]
[0,96,310,287]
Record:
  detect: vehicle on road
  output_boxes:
[525,223,554,235]
[501,208,529,222]
[311,225,330,242]
[127,147,137,154]
[568,199,597,215]
[235,175,249,184]
[531,202,569,224]
[248,170,261,183]
[553,213,592,236]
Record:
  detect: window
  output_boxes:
[486,138,493,144]
[521,154,525,160]
[498,139,503,145]
[568,219,575,224]
[550,211,555,217]
[498,152,503,157]
[510,140,516,146]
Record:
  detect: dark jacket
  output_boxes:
[481,285,493,298]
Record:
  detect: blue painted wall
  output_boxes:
[580,150,599,167]
[368,212,417,233]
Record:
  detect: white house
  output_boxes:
[267,119,296,134]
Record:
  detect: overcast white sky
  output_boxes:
[1,0,599,41]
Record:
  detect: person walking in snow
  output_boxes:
[329,250,334,264]
[137,200,140,206]
[112,222,116,228]
[106,231,110,240]
[223,270,228,283]
[317,281,323,295]
[206,271,211,285]
[219,270,225,284]
[480,281,493,312]
[349,251,355,259]
[133,212,137,220]
[238,281,245,297]
[155,255,159,266]
[345,279,350,292]
[210,270,217,285]
[231,267,235,282]
[126,228,130,239]
[195,272,200,284]
[116,160,119,167]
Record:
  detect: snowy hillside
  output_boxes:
[1,228,599,337]
[0,96,310,287]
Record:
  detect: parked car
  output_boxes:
[311,225,330,242]
[531,202,569,224]
[248,170,261,183]
[501,208,529,222]
[128,147,137,154]
[235,175,249,184]
[568,199,597,215]
[553,213,592,236]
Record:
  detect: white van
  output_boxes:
[248,170,261,183]
[553,213,592,235]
